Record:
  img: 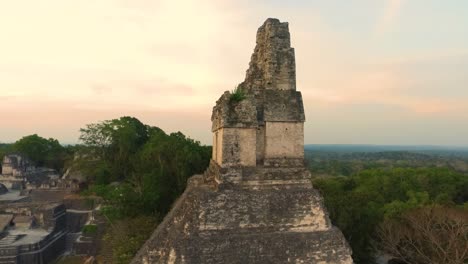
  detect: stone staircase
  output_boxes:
[238,166,312,188]
[0,234,20,246]
[0,235,18,264]
[0,256,17,264]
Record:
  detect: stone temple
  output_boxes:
[132,18,353,264]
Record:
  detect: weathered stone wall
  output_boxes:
[218,128,256,167]
[212,133,217,163]
[1,154,68,191]
[198,186,329,232]
[1,156,17,176]
[263,90,305,122]
[132,176,204,264]
[211,91,259,168]
[0,203,67,264]
[255,125,265,165]
[265,121,304,160]
[15,232,66,264]
[132,174,353,264]
[214,129,223,164]
[0,178,23,190]
[211,93,257,132]
[237,128,257,166]
[210,18,305,169]
[1,166,13,176]
[244,18,296,91]
[1,154,32,177]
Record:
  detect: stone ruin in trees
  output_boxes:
[132,18,353,264]
[0,154,79,191]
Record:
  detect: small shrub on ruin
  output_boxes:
[230,84,246,103]
[82,224,98,234]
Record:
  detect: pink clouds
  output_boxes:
[91,79,195,96]
[0,97,211,144]
[303,66,468,116]
[405,100,468,115]
[0,1,467,145]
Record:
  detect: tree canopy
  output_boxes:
[78,117,211,211]
[11,134,68,171]
[78,117,211,261]
[313,167,468,264]
[377,206,467,264]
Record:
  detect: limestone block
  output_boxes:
[263,89,305,122]
[216,128,256,167]
[265,122,304,160]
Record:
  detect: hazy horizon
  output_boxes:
[2,138,468,149]
[1,0,468,146]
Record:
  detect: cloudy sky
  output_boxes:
[1,0,467,146]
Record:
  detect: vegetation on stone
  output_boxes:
[229,84,246,102]
[101,216,158,264]
[82,224,98,234]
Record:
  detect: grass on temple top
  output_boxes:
[230,85,246,102]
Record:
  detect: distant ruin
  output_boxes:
[0,154,97,263]
[0,154,79,191]
[132,18,353,263]
[0,203,67,263]
[0,154,35,190]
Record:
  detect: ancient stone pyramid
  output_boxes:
[132,18,353,264]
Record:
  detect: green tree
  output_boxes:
[79,116,150,182]
[79,116,211,217]
[79,117,211,260]
[12,134,67,171]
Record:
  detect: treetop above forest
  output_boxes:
[77,116,211,217]
[0,134,72,172]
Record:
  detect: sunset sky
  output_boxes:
[1,0,467,146]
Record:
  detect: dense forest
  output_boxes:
[77,116,211,263]
[306,150,468,177]
[307,149,468,264]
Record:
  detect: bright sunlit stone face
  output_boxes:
[0,0,467,145]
